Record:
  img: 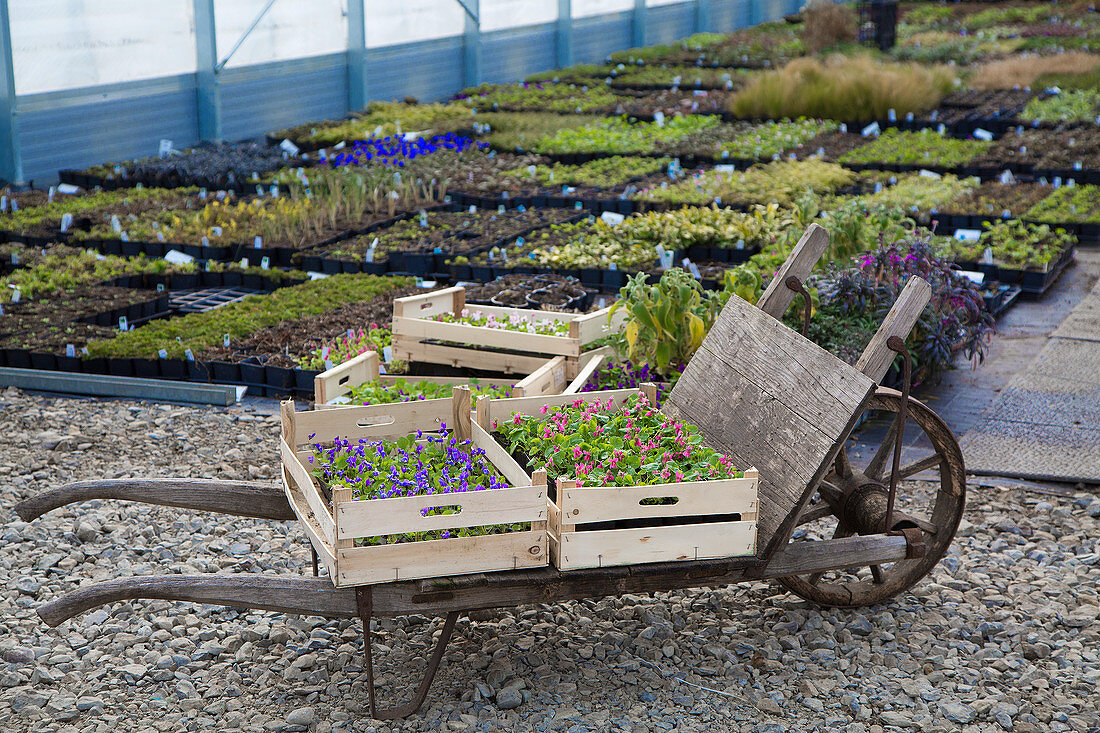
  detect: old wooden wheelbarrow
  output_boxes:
[16,224,965,719]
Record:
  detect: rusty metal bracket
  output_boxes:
[784,276,812,336]
[889,526,927,559]
[883,335,912,533]
[356,586,460,720]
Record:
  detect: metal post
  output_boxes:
[632,0,646,48]
[193,0,221,142]
[0,0,23,185]
[748,0,760,26]
[556,0,573,69]
[462,0,481,89]
[347,0,368,111]
[694,0,712,32]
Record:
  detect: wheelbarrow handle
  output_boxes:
[14,478,295,522]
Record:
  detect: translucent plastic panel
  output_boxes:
[214,0,348,68]
[647,0,689,6]
[366,0,465,47]
[480,0,558,31]
[572,0,634,18]
[9,0,196,95]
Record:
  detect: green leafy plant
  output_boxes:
[980,220,1076,270]
[430,309,571,336]
[495,394,742,487]
[634,159,853,207]
[298,325,392,371]
[344,378,513,406]
[502,156,670,188]
[1022,89,1100,124]
[1025,184,1100,224]
[533,115,719,155]
[839,129,992,168]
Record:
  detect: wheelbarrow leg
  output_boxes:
[356,586,460,720]
[310,546,319,578]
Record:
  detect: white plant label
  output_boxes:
[279,139,300,155]
[159,139,173,159]
[861,122,880,137]
[164,250,194,264]
[65,344,76,358]
[60,213,73,232]
[601,212,625,226]
[382,346,393,363]
[158,349,168,359]
[118,316,128,331]
[240,257,249,268]
[973,128,994,141]
[954,229,981,242]
[223,334,231,348]
[185,349,195,361]
[653,111,665,127]
[260,256,270,270]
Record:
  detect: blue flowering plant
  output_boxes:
[327,133,486,168]
[308,426,526,545]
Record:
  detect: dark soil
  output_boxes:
[0,321,117,353]
[195,284,431,367]
[970,128,1100,171]
[609,89,734,118]
[790,131,873,162]
[11,190,208,241]
[941,181,1053,218]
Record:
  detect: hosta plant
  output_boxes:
[495,395,743,487]
[980,220,1076,271]
[308,430,520,544]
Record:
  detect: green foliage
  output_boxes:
[467,112,600,151]
[1024,184,1100,224]
[533,115,719,155]
[1022,89,1100,124]
[980,220,1077,270]
[344,378,513,406]
[458,82,618,113]
[84,274,410,359]
[496,394,742,487]
[281,102,474,147]
[839,129,992,167]
[634,159,853,207]
[502,156,669,188]
[719,118,838,160]
[855,173,980,214]
[609,269,727,376]
[1,187,196,234]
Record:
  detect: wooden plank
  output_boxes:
[665,293,875,557]
[854,276,932,383]
[471,421,532,487]
[513,356,567,398]
[280,437,336,544]
[335,485,545,539]
[455,303,579,324]
[282,466,336,573]
[393,287,464,320]
[314,350,380,405]
[756,223,829,319]
[391,336,554,375]
[572,306,624,343]
[333,487,354,550]
[452,385,472,440]
[334,529,546,586]
[558,475,758,524]
[13,478,294,522]
[564,354,604,394]
[290,398,451,446]
[555,521,757,570]
[393,316,581,357]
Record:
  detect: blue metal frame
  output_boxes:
[463,0,481,88]
[556,0,573,68]
[193,0,221,141]
[632,0,647,48]
[695,0,712,32]
[0,0,23,184]
[347,0,368,111]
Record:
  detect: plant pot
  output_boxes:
[221,272,243,287]
[239,361,266,387]
[107,358,134,377]
[55,355,82,373]
[186,360,210,382]
[132,358,160,378]
[172,273,198,290]
[29,352,57,372]
[265,365,295,394]
[81,357,108,374]
[321,258,343,274]
[242,273,263,290]
[159,359,187,381]
[294,368,319,394]
[210,361,240,384]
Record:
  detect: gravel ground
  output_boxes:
[2,387,1100,733]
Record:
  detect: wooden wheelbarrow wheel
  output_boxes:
[778,388,966,608]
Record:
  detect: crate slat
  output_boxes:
[558,474,758,525]
[551,520,757,570]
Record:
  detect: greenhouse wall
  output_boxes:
[1,0,804,185]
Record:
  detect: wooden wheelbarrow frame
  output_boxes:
[16,224,956,719]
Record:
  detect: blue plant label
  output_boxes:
[254,236,262,248]
[164,250,194,265]
[575,202,583,210]
[279,139,300,155]
[81,346,89,355]
[184,349,195,361]
[60,213,73,233]
[715,164,735,174]
[256,185,264,196]
[199,188,207,199]
[10,252,17,265]
[157,232,165,242]
[838,123,847,133]
[0,196,6,211]
[1074,161,1083,171]
[919,169,941,179]
[66,344,76,358]
[1053,177,1062,189]
[157,283,165,293]
[982,248,994,265]
[999,170,1015,185]
[378,363,387,375]
[887,109,897,122]
[9,200,16,212]
[906,112,914,122]
[269,185,280,198]
[973,129,993,141]
[517,204,526,213]
[597,297,607,309]
[120,231,129,242]
[874,182,883,194]
[158,349,168,359]
[502,191,509,200]
[118,316,128,331]
[211,226,222,237]
[498,205,506,214]
[260,256,270,270]
[201,237,210,247]
[609,262,617,271]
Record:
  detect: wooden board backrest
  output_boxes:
[756,223,829,319]
[855,276,932,382]
[662,293,876,561]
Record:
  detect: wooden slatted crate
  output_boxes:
[280,390,548,587]
[313,350,571,407]
[391,286,622,375]
[474,388,759,571]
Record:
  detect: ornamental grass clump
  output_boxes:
[432,309,571,336]
[496,395,742,487]
[729,55,954,123]
[345,378,513,406]
[309,429,520,545]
